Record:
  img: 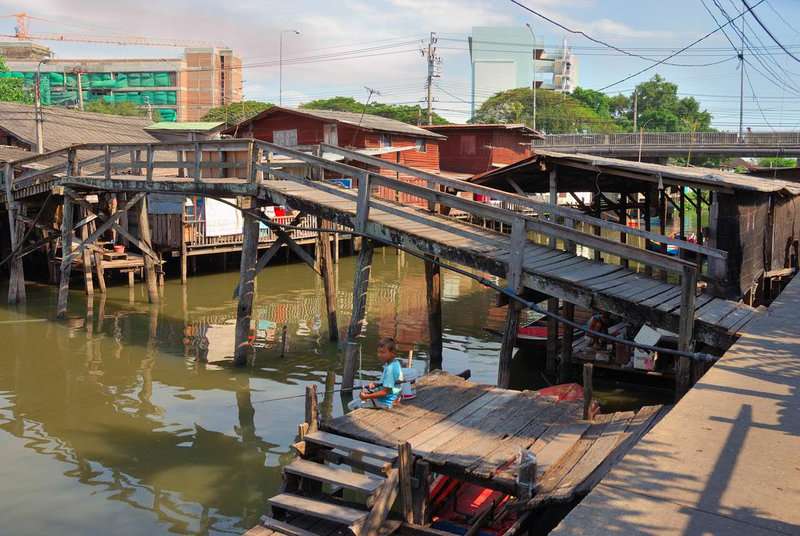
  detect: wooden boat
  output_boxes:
[646,231,697,260]
[517,318,562,349]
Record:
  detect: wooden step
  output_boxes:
[258,516,321,536]
[269,493,369,527]
[305,431,398,462]
[284,459,385,495]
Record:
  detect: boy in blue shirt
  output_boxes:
[355,337,403,409]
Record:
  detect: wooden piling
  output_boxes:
[4,163,26,304]
[136,196,159,303]
[559,301,575,383]
[315,219,339,342]
[234,210,259,366]
[180,230,188,285]
[547,297,560,377]
[342,239,375,390]
[582,363,593,420]
[56,195,74,318]
[425,258,443,370]
[305,384,319,433]
[676,265,697,400]
[411,460,430,525]
[79,207,94,296]
[280,324,288,357]
[398,441,414,523]
[93,251,106,293]
[498,217,526,389]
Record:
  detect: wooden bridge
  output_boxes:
[534,131,800,158]
[1,138,760,396]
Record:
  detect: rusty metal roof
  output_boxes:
[223,106,446,140]
[424,123,544,139]
[0,102,157,151]
[471,150,800,195]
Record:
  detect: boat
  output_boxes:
[517,318,563,349]
[646,231,697,259]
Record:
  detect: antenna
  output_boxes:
[349,87,381,147]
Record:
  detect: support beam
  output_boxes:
[425,258,442,370]
[498,217,526,389]
[234,209,259,366]
[342,239,375,390]
[57,195,74,318]
[136,195,159,303]
[316,219,339,342]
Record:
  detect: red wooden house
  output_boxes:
[224,106,446,206]
[422,124,542,175]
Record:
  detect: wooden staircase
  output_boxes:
[253,389,415,536]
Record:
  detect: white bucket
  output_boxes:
[400,367,418,399]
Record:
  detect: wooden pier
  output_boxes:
[245,372,667,536]
[2,139,763,397]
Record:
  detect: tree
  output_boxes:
[758,157,797,168]
[0,55,31,104]
[300,97,450,125]
[470,87,621,134]
[201,101,274,127]
[630,74,712,132]
[84,100,149,117]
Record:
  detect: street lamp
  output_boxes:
[35,57,50,153]
[279,29,300,107]
[525,23,537,131]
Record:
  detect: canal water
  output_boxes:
[0,244,671,535]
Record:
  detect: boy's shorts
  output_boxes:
[347,397,390,411]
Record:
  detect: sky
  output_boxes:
[2,0,800,132]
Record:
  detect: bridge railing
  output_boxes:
[533,131,800,148]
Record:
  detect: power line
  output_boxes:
[742,0,800,63]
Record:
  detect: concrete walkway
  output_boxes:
[551,278,800,535]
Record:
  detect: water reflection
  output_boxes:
[0,253,509,535]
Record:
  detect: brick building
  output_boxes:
[0,42,242,122]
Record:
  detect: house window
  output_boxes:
[274,129,298,147]
[460,135,476,155]
[415,138,427,153]
[381,133,392,147]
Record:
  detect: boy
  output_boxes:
[350,337,403,410]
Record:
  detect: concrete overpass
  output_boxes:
[534,131,800,159]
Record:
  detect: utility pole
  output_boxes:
[632,87,638,133]
[421,32,441,125]
[526,23,537,131]
[35,57,50,154]
[738,5,745,141]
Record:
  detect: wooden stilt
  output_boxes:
[305,384,319,433]
[498,217,526,389]
[644,189,653,277]
[620,193,629,270]
[695,188,704,275]
[425,258,443,370]
[234,210,259,366]
[316,220,339,342]
[546,297,560,376]
[118,192,129,247]
[93,251,106,293]
[411,460,431,525]
[659,188,668,280]
[127,270,135,288]
[180,232,188,285]
[676,265,697,400]
[8,211,26,304]
[80,207,94,296]
[582,363,594,420]
[559,302,575,383]
[342,239,375,390]
[157,251,165,287]
[334,232,340,263]
[4,162,22,304]
[136,195,159,303]
[56,195,74,318]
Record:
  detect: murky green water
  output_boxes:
[0,243,671,535]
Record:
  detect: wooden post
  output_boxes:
[180,228,188,285]
[280,324,288,357]
[56,195,74,318]
[157,251,165,287]
[136,195,159,303]
[620,193,629,270]
[695,188,705,275]
[582,363,593,420]
[334,232,340,263]
[559,302,575,383]
[659,187,668,280]
[93,251,106,293]
[411,460,430,525]
[644,189,653,277]
[425,258,443,370]
[118,192,129,247]
[305,384,319,433]
[398,442,414,523]
[498,217,526,388]
[316,220,339,342]
[676,264,697,400]
[234,209,259,366]
[593,192,602,261]
[342,239,375,390]
[79,207,94,296]
[4,163,25,304]
[546,297,560,375]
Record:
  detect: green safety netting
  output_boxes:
[140,72,154,86]
[154,72,171,86]
[158,109,176,121]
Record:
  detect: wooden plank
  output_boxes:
[589,272,640,292]
[557,263,622,283]
[573,405,667,497]
[360,468,399,536]
[533,421,591,478]
[304,431,398,462]
[718,305,755,331]
[583,268,634,288]
[268,493,368,526]
[259,516,324,536]
[625,281,675,303]
[547,411,636,502]
[283,459,384,494]
[613,276,666,299]
[638,286,682,309]
[695,298,740,324]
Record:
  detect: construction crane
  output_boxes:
[0,13,226,48]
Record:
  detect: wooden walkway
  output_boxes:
[550,275,800,535]
[55,170,760,348]
[322,372,667,496]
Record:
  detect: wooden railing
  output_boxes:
[533,131,800,148]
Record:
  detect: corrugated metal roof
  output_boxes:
[0,145,34,163]
[424,123,544,139]
[145,121,225,131]
[0,101,158,151]
[223,106,446,140]
[472,150,800,195]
